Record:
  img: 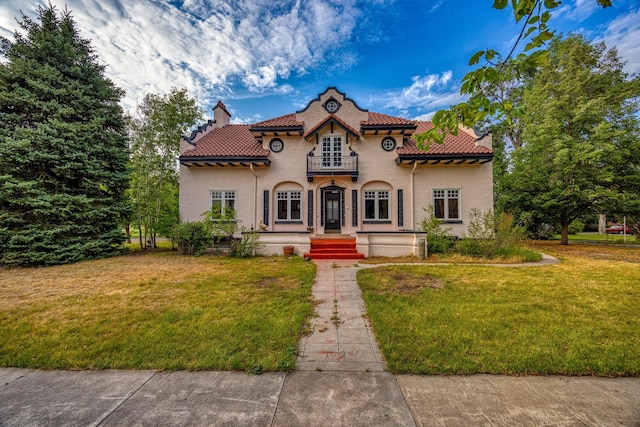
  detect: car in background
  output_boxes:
[605,224,632,234]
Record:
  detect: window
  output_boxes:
[211,190,235,217]
[433,189,460,221]
[324,99,340,113]
[322,136,342,168]
[269,138,283,153]
[381,137,396,151]
[364,190,390,221]
[277,191,301,221]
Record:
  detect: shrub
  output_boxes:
[419,205,455,255]
[455,238,485,257]
[172,221,211,256]
[518,212,556,240]
[236,230,263,258]
[458,209,527,258]
[203,208,262,257]
[568,220,585,234]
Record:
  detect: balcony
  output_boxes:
[307,154,358,181]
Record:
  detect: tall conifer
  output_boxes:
[0,4,130,266]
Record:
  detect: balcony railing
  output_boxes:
[307,154,358,181]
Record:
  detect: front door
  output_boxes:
[324,190,341,233]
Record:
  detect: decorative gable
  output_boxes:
[303,114,361,141]
[296,87,368,132]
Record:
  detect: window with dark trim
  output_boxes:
[433,189,460,221]
[381,137,396,151]
[364,190,389,221]
[277,191,301,221]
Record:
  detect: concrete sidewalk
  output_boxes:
[2,368,639,426]
[2,258,639,426]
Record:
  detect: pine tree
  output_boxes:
[0,4,130,266]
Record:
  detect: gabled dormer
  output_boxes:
[303,114,360,182]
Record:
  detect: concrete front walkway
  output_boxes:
[296,259,386,372]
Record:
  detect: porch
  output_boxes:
[253,231,427,259]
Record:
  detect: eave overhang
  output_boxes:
[179,156,271,168]
[395,153,493,166]
[360,123,418,136]
[249,126,304,142]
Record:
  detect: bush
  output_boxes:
[455,238,485,257]
[518,212,556,240]
[172,221,211,255]
[458,209,527,258]
[236,231,263,258]
[568,220,585,234]
[203,208,262,257]
[419,205,455,255]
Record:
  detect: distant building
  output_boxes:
[179,87,493,258]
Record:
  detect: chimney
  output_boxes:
[213,101,231,128]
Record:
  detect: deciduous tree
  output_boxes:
[128,88,201,249]
[503,35,640,244]
[418,0,613,149]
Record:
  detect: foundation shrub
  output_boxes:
[419,205,455,255]
[457,209,528,258]
[172,221,211,256]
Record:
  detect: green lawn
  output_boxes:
[358,242,640,376]
[554,232,638,243]
[3,241,639,376]
[0,252,316,372]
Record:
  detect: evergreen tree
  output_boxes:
[0,4,130,266]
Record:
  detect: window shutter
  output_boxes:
[352,190,358,226]
[341,189,345,227]
[398,189,404,227]
[263,190,269,225]
[307,190,313,226]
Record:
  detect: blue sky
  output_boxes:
[1,0,638,124]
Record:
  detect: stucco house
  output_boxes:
[179,87,493,258]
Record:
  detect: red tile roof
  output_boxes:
[180,114,491,160]
[251,113,304,129]
[362,112,417,127]
[400,122,492,155]
[180,125,268,158]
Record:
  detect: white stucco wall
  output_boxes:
[179,88,494,240]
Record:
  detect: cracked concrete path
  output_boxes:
[296,260,386,372]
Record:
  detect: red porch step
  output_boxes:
[304,237,365,260]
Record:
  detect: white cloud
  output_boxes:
[413,111,436,121]
[0,0,368,111]
[428,0,445,13]
[556,0,599,22]
[380,72,466,116]
[595,9,640,75]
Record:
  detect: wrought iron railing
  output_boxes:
[307,155,358,173]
